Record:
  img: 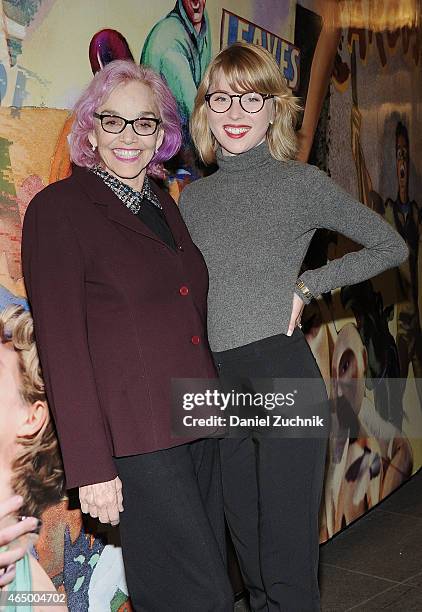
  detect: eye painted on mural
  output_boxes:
[339,349,354,378]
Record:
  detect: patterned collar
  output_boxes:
[90,166,162,214]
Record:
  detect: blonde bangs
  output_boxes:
[209,49,275,95]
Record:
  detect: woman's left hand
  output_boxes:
[287,293,305,336]
[79,476,123,526]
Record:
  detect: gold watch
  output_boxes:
[295,278,313,301]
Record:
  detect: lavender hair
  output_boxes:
[70,60,182,177]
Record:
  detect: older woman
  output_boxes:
[22,60,233,611]
[179,42,408,611]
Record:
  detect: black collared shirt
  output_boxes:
[139,196,176,250]
[91,166,176,250]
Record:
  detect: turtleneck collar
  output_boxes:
[216,141,273,173]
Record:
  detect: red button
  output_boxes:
[179,286,189,296]
[191,335,200,345]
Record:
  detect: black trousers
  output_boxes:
[213,328,329,612]
[114,439,234,612]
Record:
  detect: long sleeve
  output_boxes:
[298,166,409,299]
[22,191,117,489]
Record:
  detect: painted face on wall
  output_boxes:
[89,80,164,190]
[182,0,206,28]
[331,323,367,419]
[206,71,274,157]
[0,343,25,479]
[396,133,409,199]
[0,342,48,501]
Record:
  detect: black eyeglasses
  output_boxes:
[93,112,161,136]
[205,92,274,114]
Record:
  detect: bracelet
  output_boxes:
[295,278,313,301]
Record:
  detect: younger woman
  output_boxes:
[180,42,408,611]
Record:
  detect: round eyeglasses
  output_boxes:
[205,91,274,114]
[93,112,161,136]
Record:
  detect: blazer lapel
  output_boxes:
[71,165,176,248]
[105,193,160,241]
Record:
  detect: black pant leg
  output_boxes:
[219,435,326,612]
[219,436,268,611]
[256,436,327,611]
[190,436,228,566]
[214,330,329,612]
[114,439,234,612]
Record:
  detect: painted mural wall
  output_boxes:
[0,0,420,609]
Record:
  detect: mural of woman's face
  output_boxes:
[331,324,367,417]
[0,344,27,469]
[182,0,206,28]
[0,343,48,501]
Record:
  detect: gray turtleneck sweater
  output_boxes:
[179,143,408,352]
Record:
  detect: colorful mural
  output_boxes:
[0,1,420,609]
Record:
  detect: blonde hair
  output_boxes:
[190,42,301,165]
[0,306,65,517]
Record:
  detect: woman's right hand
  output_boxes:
[0,495,40,588]
[79,476,123,526]
[287,292,305,336]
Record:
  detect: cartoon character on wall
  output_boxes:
[341,280,403,429]
[351,111,422,411]
[384,123,422,409]
[0,304,131,611]
[324,322,413,536]
[0,304,66,603]
[141,1,210,135]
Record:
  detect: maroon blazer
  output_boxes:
[22,165,217,489]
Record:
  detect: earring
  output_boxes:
[91,144,96,152]
[269,120,274,125]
